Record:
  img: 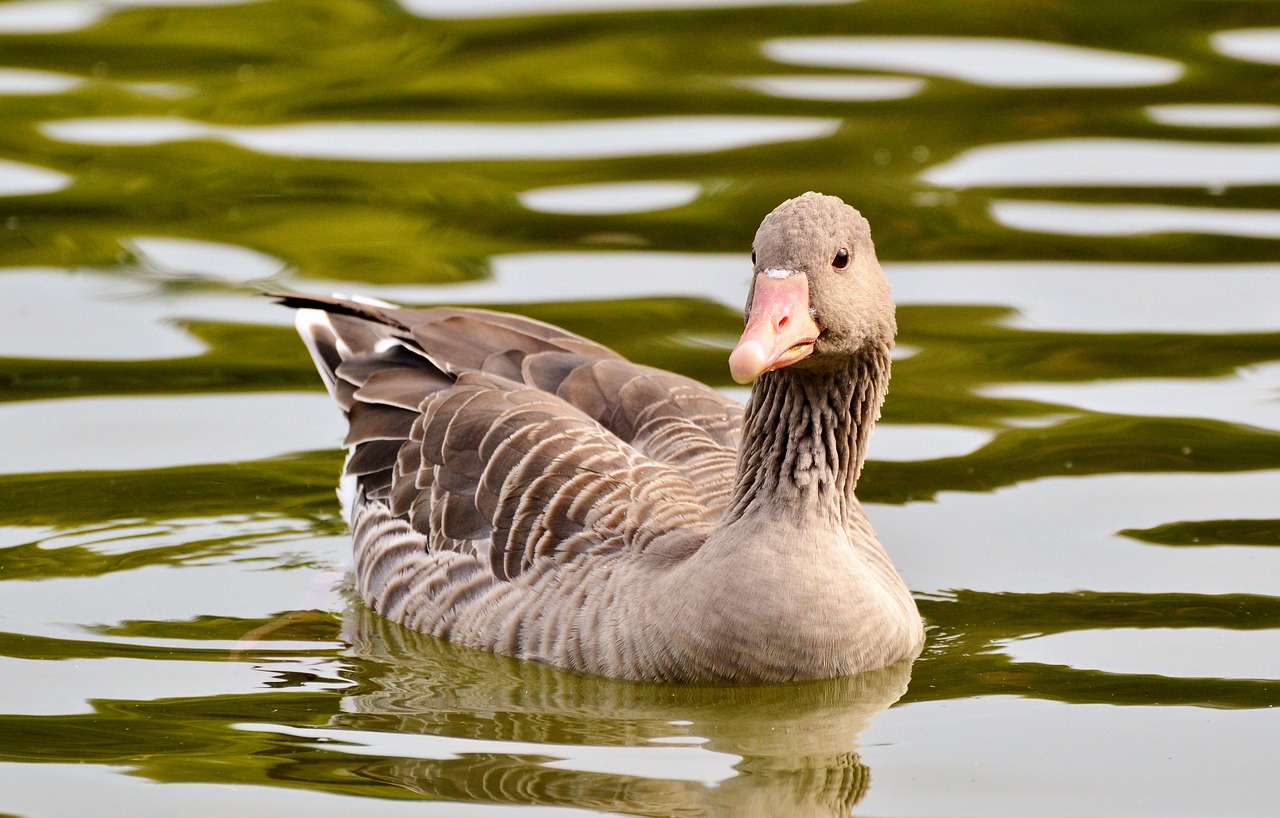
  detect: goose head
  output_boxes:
[729,192,895,384]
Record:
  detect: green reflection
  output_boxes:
[325,607,911,816]
[0,323,319,404]
[865,414,1280,504]
[0,451,343,527]
[94,610,340,644]
[0,605,912,817]
[1121,519,1280,547]
[1,0,1279,813]
[913,591,1280,709]
[2,0,1279,269]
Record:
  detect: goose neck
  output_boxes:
[725,346,890,525]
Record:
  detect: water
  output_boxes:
[1,1,1278,815]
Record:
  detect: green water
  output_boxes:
[1,1,1278,816]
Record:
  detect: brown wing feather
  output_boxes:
[413,372,711,580]
[272,291,738,597]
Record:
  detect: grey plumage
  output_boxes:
[273,192,924,682]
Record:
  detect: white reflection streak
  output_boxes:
[0,269,207,359]
[0,67,191,98]
[737,74,925,101]
[868,424,996,462]
[127,236,287,282]
[887,261,1280,333]
[0,67,83,94]
[763,36,1182,88]
[1212,27,1280,65]
[978,362,1280,433]
[991,200,1280,239]
[518,180,701,215]
[234,723,741,785]
[876,471,1280,597]
[0,158,72,196]
[401,0,855,17]
[0,393,346,474]
[39,116,841,161]
[860,698,1280,818]
[0,656,281,716]
[923,138,1280,188]
[0,0,104,33]
[1003,629,1280,680]
[1147,103,1280,128]
[0,0,265,34]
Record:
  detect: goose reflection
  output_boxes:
[328,604,913,817]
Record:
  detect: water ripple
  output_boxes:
[401,0,855,17]
[0,393,344,474]
[979,362,1280,432]
[923,138,1280,188]
[1004,629,1280,681]
[991,200,1280,239]
[126,236,286,283]
[40,115,841,162]
[0,0,104,33]
[0,158,71,196]
[517,181,701,215]
[1212,27,1280,65]
[737,74,925,101]
[0,67,83,95]
[0,269,207,359]
[1147,103,1280,128]
[763,36,1182,88]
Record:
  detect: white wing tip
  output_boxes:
[294,308,339,395]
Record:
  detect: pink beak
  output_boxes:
[728,272,822,384]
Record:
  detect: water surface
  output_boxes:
[1,1,1277,816]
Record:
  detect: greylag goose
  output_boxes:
[274,192,923,682]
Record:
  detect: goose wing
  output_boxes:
[272,293,742,581]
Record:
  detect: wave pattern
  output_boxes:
[0,1,1277,816]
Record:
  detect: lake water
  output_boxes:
[1,1,1278,816]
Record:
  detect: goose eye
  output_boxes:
[751,250,756,265]
[832,247,850,269]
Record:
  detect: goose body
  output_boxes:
[276,192,924,682]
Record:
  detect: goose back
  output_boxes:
[276,294,755,674]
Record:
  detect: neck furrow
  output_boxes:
[725,346,890,525]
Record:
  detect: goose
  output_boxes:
[273,192,924,682]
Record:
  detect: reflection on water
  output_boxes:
[859,696,1280,816]
[401,0,856,17]
[0,269,209,359]
[126,236,286,282]
[0,393,342,473]
[888,262,1280,332]
[1,0,1279,815]
[517,180,702,215]
[764,36,1183,87]
[990,200,1280,239]
[0,0,106,33]
[39,115,842,161]
[923,138,1280,188]
[878,472,1280,597]
[0,67,83,95]
[1146,103,1280,128]
[1212,27,1280,65]
[1003,628,1280,680]
[329,607,911,818]
[736,74,925,101]
[0,0,257,34]
[0,157,70,195]
[980,362,1280,431]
